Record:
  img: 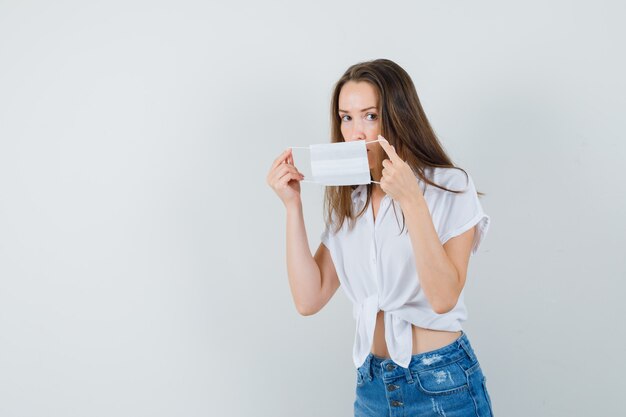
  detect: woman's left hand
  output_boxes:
[378,135,423,206]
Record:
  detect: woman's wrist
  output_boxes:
[399,191,427,212]
[284,199,303,212]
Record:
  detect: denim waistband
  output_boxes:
[358,331,477,383]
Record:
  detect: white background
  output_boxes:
[1,0,624,415]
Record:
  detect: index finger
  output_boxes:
[378,135,402,163]
[272,148,292,169]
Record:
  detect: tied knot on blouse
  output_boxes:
[320,168,490,369]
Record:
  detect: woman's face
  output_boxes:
[337,80,384,171]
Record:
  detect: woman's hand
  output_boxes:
[378,135,423,207]
[266,148,305,207]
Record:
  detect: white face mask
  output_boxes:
[290,139,382,186]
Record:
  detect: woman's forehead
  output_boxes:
[338,81,379,109]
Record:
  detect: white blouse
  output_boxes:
[320,167,490,369]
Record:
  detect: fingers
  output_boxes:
[271,148,292,170]
[268,148,303,183]
[276,164,301,179]
[378,136,395,159]
[269,163,304,187]
[278,169,304,187]
[377,135,402,163]
[271,148,299,172]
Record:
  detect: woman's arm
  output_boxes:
[285,200,327,315]
[401,195,475,314]
[267,148,332,315]
[375,137,474,314]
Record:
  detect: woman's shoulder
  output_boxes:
[422,166,471,192]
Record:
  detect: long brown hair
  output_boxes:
[323,58,485,235]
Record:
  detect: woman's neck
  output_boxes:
[370,183,386,199]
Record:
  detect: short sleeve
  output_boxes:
[320,222,330,248]
[434,170,490,256]
[320,208,338,249]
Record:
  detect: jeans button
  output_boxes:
[387,384,398,392]
[385,364,396,371]
[391,400,403,407]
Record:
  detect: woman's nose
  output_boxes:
[350,122,365,141]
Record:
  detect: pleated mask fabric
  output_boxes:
[290,139,382,186]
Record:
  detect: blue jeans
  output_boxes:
[354,331,494,416]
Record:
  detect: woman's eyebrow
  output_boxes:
[338,106,377,113]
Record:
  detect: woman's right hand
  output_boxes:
[266,148,306,207]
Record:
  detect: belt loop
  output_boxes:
[364,354,373,381]
[459,338,476,362]
[403,366,414,383]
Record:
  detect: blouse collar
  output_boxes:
[351,184,368,205]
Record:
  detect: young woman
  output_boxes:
[266,59,494,416]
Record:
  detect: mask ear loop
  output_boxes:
[365,138,383,184]
[289,138,384,184]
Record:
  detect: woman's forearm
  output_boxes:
[400,195,461,314]
[284,201,322,315]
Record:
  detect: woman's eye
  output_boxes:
[341,115,351,122]
[366,113,378,121]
